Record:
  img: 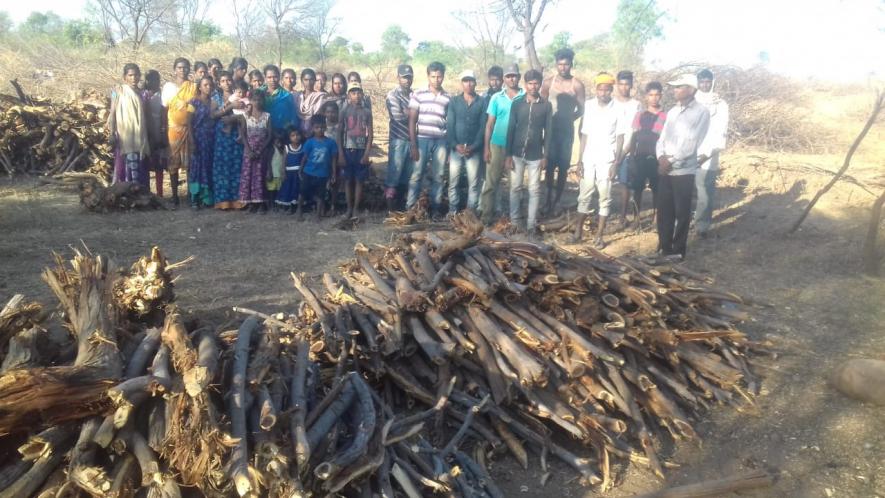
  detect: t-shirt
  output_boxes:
[580,98,622,166]
[613,97,640,154]
[340,105,372,149]
[302,137,338,178]
[632,110,666,157]
[408,88,450,139]
[486,88,525,147]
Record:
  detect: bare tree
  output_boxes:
[297,0,340,71]
[500,0,553,70]
[94,0,178,50]
[231,0,263,58]
[181,0,215,49]
[452,5,514,71]
[262,0,310,67]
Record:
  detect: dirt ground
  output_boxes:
[1,147,883,497]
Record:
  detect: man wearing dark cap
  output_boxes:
[480,62,524,225]
[384,64,414,211]
[541,47,586,215]
[446,70,486,214]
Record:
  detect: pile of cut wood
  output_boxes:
[0,214,766,497]
[0,82,112,181]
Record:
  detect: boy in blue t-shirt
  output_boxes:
[297,114,338,221]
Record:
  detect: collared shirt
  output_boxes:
[505,96,553,161]
[613,97,640,154]
[386,86,412,141]
[580,98,623,165]
[446,93,486,151]
[656,98,711,176]
[409,88,451,139]
[486,88,526,147]
[696,90,729,169]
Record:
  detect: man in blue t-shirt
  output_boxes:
[297,114,338,221]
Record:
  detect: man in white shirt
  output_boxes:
[571,73,624,248]
[612,70,641,225]
[694,69,729,236]
[655,74,710,260]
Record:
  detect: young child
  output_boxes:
[276,127,305,213]
[239,90,273,213]
[248,69,264,90]
[267,136,285,211]
[226,80,250,133]
[297,115,338,221]
[337,82,373,219]
[323,100,342,213]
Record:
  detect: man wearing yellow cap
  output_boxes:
[571,72,626,248]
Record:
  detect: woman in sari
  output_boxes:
[281,68,298,93]
[188,76,216,208]
[239,90,274,212]
[211,71,245,210]
[108,63,150,187]
[326,73,347,111]
[295,68,326,136]
[193,61,208,82]
[262,65,298,139]
[161,58,197,206]
[248,70,264,90]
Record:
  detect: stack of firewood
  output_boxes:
[0,214,766,497]
[0,84,112,181]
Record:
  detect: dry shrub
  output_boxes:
[645,64,830,153]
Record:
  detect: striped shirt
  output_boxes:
[386,87,411,141]
[409,88,450,139]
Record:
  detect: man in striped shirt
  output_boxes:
[384,64,414,211]
[407,62,451,216]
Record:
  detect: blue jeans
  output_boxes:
[407,137,449,211]
[694,167,718,232]
[448,149,482,213]
[385,138,412,189]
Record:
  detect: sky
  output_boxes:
[4,0,884,82]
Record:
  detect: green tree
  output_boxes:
[380,25,410,63]
[412,41,461,73]
[190,20,222,45]
[20,12,64,35]
[610,0,665,69]
[62,20,104,47]
[0,11,12,38]
[540,31,571,65]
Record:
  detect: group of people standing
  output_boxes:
[386,49,728,260]
[107,57,373,218]
[105,49,728,260]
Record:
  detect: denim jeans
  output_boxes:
[385,138,412,198]
[448,149,482,213]
[694,166,718,233]
[407,137,448,211]
[509,156,542,230]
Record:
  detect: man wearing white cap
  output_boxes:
[446,70,486,214]
[655,73,710,260]
[571,72,624,248]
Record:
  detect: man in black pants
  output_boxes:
[655,74,710,261]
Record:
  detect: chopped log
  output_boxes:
[228,316,260,496]
[634,470,774,498]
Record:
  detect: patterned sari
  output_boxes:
[239,112,271,204]
[165,81,196,172]
[296,90,327,135]
[211,91,244,209]
[188,97,215,206]
[265,87,298,137]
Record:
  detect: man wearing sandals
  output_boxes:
[571,73,627,248]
